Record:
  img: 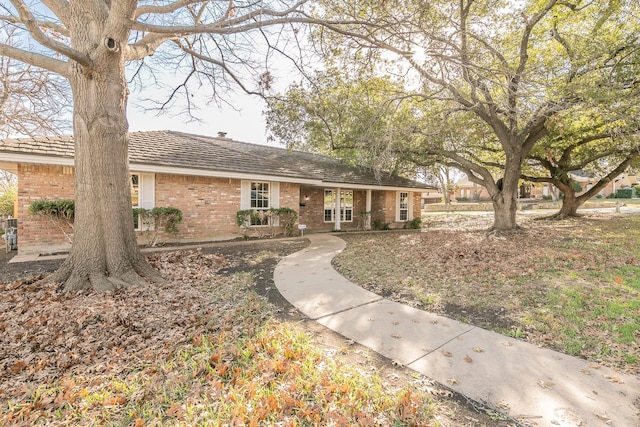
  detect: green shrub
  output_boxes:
[404,217,422,229]
[456,197,469,202]
[272,207,298,237]
[236,208,299,238]
[607,192,617,199]
[616,187,635,199]
[28,199,75,218]
[133,206,183,247]
[372,218,390,230]
[134,207,183,234]
[542,195,552,200]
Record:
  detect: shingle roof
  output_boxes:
[0,130,431,189]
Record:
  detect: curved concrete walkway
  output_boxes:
[274,233,640,427]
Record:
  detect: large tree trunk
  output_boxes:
[50,5,163,292]
[556,188,580,219]
[490,158,520,231]
[491,191,518,231]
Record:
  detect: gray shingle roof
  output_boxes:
[0,130,431,189]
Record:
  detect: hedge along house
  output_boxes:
[0,131,432,256]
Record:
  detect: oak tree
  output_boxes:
[0,0,322,291]
[313,0,639,231]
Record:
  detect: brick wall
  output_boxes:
[299,187,420,231]
[155,174,241,241]
[154,175,301,242]
[17,164,75,254]
[16,166,304,253]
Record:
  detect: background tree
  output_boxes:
[0,170,16,217]
[312,0,639,231]
[266,68,422,175]
[523,105,640,218]
[0,27,71,138]
[0,0,328,292]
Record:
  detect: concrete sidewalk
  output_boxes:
[274,233,640,427]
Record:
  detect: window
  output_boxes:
[250,182,270,225]
[131,174,141,229]
[324,189,353,222]
[398,192,409,221]
[241,180,280,226]
[397,191,413,222]
[131,173,155,230]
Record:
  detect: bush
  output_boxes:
[236,208,299,238]
[404,217,422,229]
[542,195,552,200]
[134,207,183,234]
[372,218,390,230]
[133,207,183,247]
[607,192,617,199]
[456,197,469,202]
[616,187,635,199]
[28,199,75,218]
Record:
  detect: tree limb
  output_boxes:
[0,42,69,76]
[8,0,91,68]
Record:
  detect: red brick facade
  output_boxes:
[17,164,75,254]
[298,187,421,231]
[14,163,422,254]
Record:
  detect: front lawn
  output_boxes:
[1,243,514,426]
[333,213,640,375]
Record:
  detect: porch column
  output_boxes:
[365,189,372,230]
[334,187,341,231]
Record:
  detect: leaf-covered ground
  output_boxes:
[0,239,515,426]
[333,213,640,375]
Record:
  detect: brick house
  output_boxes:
[454,171,637,202]
[0,131,432,255]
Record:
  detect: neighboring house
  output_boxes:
[569,171,638,197]
[455,175,555,200]
[0,130,432,255]
[421,189,446,206]
[454,171,638,201]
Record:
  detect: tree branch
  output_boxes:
[8,0,91,68]
[0,42,69,76]
[40,0,70,27]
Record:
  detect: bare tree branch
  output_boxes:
[8,0,91,68]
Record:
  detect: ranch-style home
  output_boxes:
[0,130,432,255]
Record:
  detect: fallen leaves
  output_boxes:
[0,249,237,420]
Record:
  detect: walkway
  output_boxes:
[274,234,640,427]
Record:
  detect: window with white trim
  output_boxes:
[240,181,280,227]
[397,192,410,222]
[131,174,140,229]
[250,182,270,225]
[131,173,155,230]
[324,189,353,222]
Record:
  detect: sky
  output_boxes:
[127,90,275,147]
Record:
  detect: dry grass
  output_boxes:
[333,212,640,375]
[1,245,514,426]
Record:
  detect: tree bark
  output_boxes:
[491,191,518,231]
[556,187,580,218]
[489,155,521,231]
[50,5,163,291]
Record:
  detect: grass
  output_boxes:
[2,247,509,426]
[333,213,640,374]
